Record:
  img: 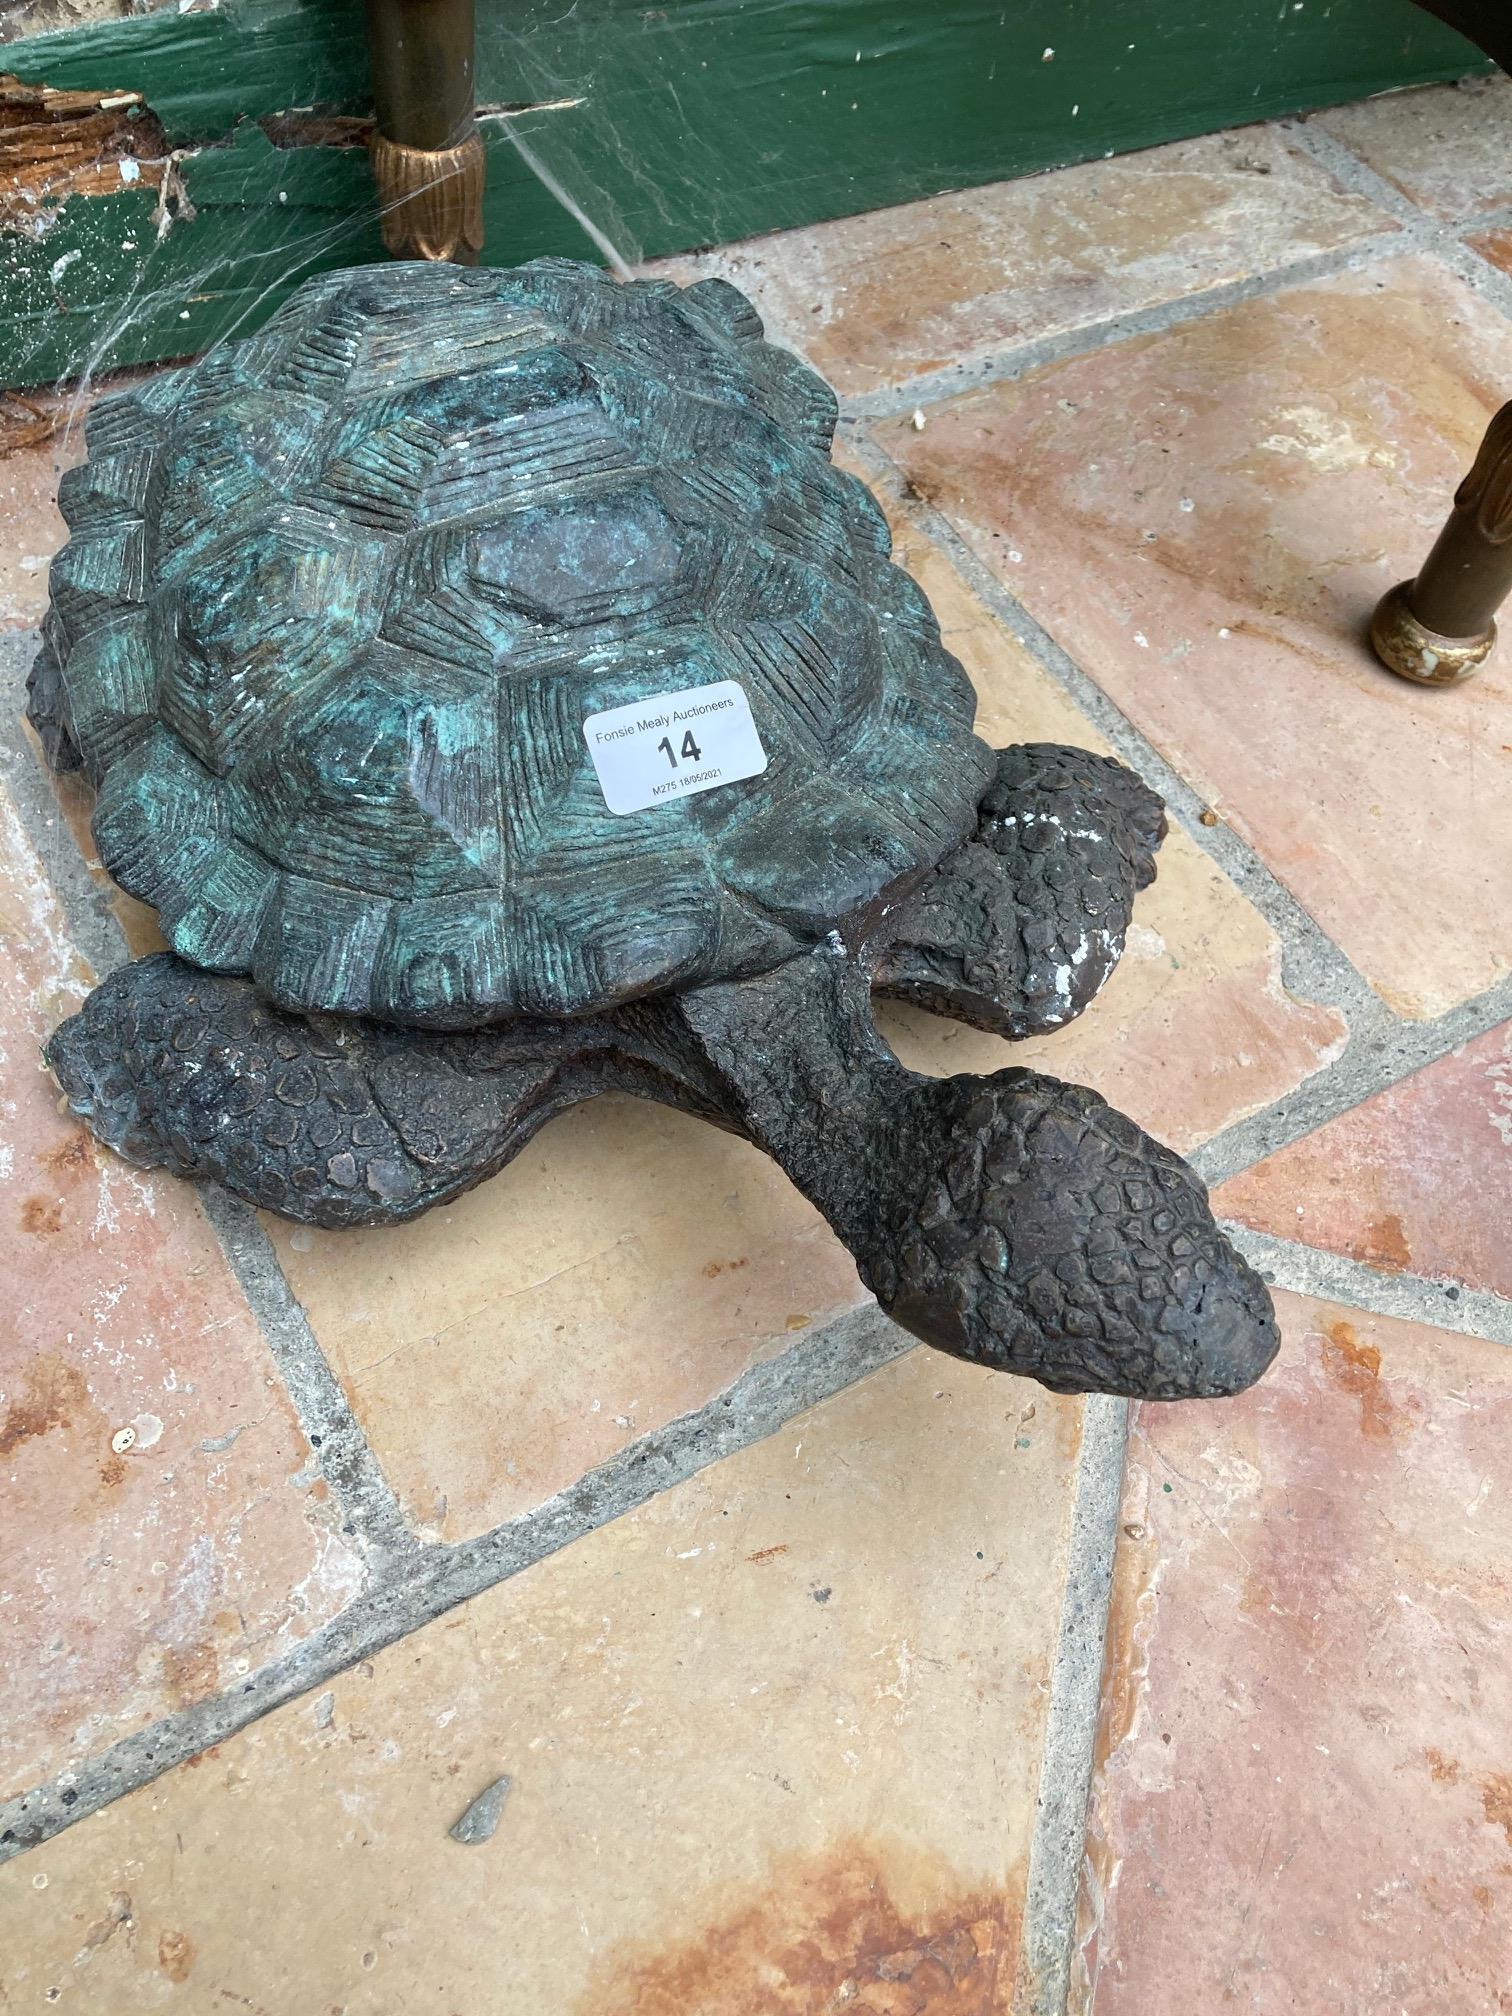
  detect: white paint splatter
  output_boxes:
[1487,1059,1512,1150]
[1259,403,1396,474]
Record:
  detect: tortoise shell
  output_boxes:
[32,259,994,1024]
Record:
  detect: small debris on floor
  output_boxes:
[449,1774,512,1845]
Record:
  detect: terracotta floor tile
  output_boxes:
[266,1109,867,1544]
[1078,1291,1512,2016]
[1215,1021,1512,1296]
[1315,77,1512,221]
[878,255,1512,1019]
[0,386,119,634]
[0,782,361,1802]
[0,1348,1081,2014]
[671,126,1392,396]
[276,498,1343,1546]
[1468,223,1512,278]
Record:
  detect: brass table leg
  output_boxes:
[363,0,484,264]
[1371,401,1512,687]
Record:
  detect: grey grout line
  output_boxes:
[1221,1223,1512,1346]
[0,655,416,1573]
[1425,228,1512,319]
[837,231,1423,423]
[0,1304,911,1864]
[195,1188,418,1566]
[845,428,1512,1189]
[1189,970,1512,1187]
[836,141,1512,2014]
[1018,1393,1128,2016]
[1282,115,1450,224]
[2,94,1506,1926]
[1458,201,1512,234]
[837,94,1512,430]
[1,714,135,986]
[1287,113,1512,320]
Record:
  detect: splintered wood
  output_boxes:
[0,71,166,219]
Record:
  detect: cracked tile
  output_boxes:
[0,1348,1080,2013]
[0,780,361,1801]
[1077,1291,1512,2015]
[878,255,1512,1018]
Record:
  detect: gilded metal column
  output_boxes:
[364,0,484,264]
[1371,402,1512,686]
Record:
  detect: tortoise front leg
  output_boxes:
[869,743,1165,1037]
[44,954,699,1229]
[667,947,1278,1401]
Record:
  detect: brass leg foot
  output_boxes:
[1369,581,1495,688]
[363,0,484,266]
[1370,401,1512,689]
[370,131,485,265]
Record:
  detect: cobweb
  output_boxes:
[3,0,748,442]
[9,0,1465,430]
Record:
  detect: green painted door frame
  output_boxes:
[0,0,1488,388]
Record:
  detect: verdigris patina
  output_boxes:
[30,257,1278,1402]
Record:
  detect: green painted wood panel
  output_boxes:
[1,0,1488,387]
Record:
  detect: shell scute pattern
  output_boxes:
[36,260,992,1024]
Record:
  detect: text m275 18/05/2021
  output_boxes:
[657,730,704,768]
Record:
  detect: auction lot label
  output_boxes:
[583,679,768,815]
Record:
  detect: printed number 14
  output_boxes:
[657,730,703,768]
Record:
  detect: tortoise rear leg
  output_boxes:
[665,946,1277,1401]
[869,743,1166,1037]
[45,954,633,1229]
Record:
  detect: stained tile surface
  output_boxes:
[0,1349,1078,2014]
[676,125,1391,395]
[853,474,1348,1147]
[0,782,360,1801]
[1078,1291,1512,2015]
[1316,76,1512,221]
[880,255,1512,1018]
[1215,1021,1512,1295]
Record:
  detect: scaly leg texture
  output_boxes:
[672,949,1278,1400]
[48,945,1276,1399]
[45,955,724,1229]
[870,743,1166,1035]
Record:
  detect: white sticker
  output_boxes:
[583,679,768,816]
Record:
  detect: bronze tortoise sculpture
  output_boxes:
[30,257,1278,1403]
